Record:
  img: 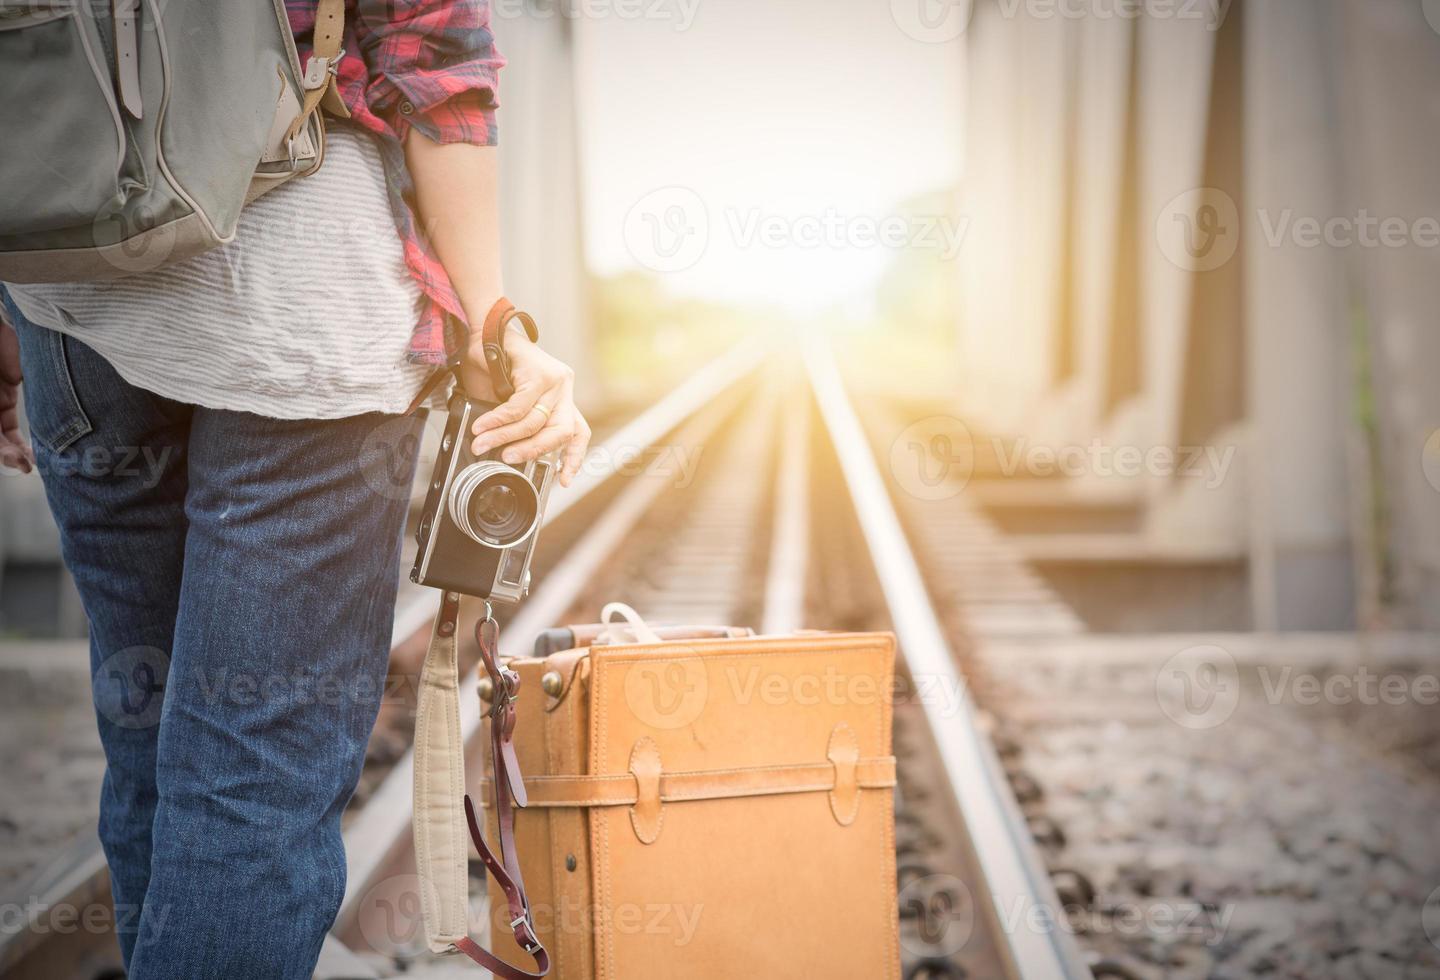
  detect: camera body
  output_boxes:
[411,391,558,603]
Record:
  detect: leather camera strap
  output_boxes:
[404,300,541,416]
[413,595,550,976]
[479,299,540,403]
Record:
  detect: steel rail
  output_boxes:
[334,343,760,938]
[804,335,1092,980]
[760,384,810,634]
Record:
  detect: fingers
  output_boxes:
[494,405,591,489]
[463,342,587,479]
[0,444,33,473]
[0,321,22,388]
[560,416,592,487]
[0,389,32,474]
[498,408,574,464]
[471,389,556,456]
[470,378,543,437]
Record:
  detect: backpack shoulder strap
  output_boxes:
[288,0,349,141]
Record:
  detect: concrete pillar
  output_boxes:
[1240,0,1356,630]
[1143,0,1250,558]
[957,2,1074,437]
[1011,8,1073,440]
[957,0,1030,432]
[1069,14,1135,435]
[1332,0,1440,630]
[1099,18,1142,425]
[493,2,597,405]
[1131,6,1221,456]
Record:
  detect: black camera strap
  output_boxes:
[405,301,541,415]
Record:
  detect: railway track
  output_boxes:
[0,339,1091,980]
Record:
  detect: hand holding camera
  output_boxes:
[411,301,584,603]
[463,314,590,488]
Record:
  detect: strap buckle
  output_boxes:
[511,913,541,953]
[302,47,344,91]
[488,668,519,720]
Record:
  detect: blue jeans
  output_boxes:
[8,301,422,978]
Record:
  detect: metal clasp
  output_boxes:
[301,47,345,91]
[511,913,540,952]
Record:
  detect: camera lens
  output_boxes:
[471,481,526,539]
[448,462,540,548]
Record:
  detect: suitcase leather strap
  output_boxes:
[476,757,898,809]
[414,594,550,977]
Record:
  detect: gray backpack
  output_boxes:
[0,0,345,283]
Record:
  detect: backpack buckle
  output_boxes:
[302,48,344,91]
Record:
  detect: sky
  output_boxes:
[571,0,967,315]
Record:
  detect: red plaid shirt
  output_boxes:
[287,0,504,364]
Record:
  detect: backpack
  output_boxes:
[0,0,346,283]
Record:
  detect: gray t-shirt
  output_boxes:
[6,124,431,420]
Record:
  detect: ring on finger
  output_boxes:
[531,402,553,421]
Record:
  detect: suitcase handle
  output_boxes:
[600,601,663,642]
[532,622,756,658]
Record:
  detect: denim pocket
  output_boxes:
[11,313,93,453]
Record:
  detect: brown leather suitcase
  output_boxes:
[477,614,901,979]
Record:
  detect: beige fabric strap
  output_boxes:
[287,0,348,140]
[478,757,898,809]
[113,0,142,118]
[412,594,471,954]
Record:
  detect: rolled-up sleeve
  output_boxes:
[356,0,505,146]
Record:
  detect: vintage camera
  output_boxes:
[411,390,558,602]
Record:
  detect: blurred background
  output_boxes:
[4,1,1440,978]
